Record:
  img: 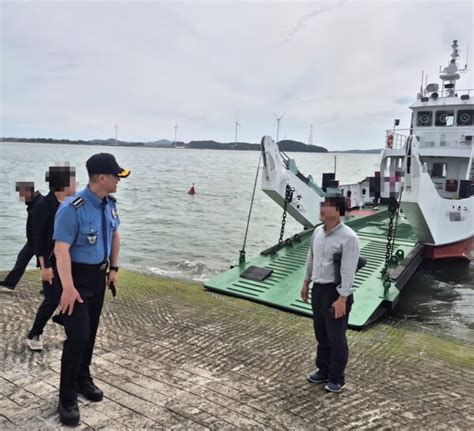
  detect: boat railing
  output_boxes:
[385,128,474,150]
[385,129,409,149]
[435,87,474,98]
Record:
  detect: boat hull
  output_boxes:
[401,152,473,259]
[424,235,474,260]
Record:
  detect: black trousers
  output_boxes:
[311,283,353,385]
[59,263,107,405]
[2,242,35,288]
[27,278,62,338]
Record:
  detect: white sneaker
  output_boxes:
[26,335,43,351]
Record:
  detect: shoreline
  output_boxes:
[1,269,473,429]
[0,140,381,154]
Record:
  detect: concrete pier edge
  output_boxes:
[1,269,473,429]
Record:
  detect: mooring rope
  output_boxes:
[240,153,262,263]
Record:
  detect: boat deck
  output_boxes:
[205,208,423,328]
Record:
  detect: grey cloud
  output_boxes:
[1,1,473,149]
[394,97,414,105]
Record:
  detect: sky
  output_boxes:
[1,0,473,150]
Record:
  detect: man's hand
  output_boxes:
[107,270,118,297]
[331,296,347,319]
[107,269,118,286]
[60,288,83,315]
[41,267,54,285]
[300,283,310,303]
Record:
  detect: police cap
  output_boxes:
[86,153,130,178]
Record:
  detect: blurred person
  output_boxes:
[26,165,76,351]
[0,182,42,292]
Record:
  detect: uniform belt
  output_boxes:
[71,261,109,272]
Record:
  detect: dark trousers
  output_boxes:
[27,279,62,338]
[2,242,35,288]
[311,283,353,385]
[59,264,107,405]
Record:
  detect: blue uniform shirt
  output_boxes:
[53,186,120,264]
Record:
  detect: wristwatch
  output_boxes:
[109,266,119,272]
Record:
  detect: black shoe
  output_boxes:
[324,381,346,393]
[58,399,80,426]
[307,371,329,384]
[52,314,64,326]
[77,377,103,402]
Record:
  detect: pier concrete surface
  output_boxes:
[1,270,473,430]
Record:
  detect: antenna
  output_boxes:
[464,44,469,71]
[451,39,460,62]
[420,70,424,95]
[308,124,313,146]
[274,113,285,143]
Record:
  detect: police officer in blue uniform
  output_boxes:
[53,153,130,426]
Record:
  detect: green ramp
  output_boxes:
[205,210,421,328]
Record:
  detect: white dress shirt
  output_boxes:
[304,222,360,297]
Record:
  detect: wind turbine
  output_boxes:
[174,124,178,148]
[114,125,118,145]
[234,117,240,150]
[274,113,285,143]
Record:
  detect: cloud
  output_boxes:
[394,97,414,106]
[1,1,473,149]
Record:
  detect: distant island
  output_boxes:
[1,137,328,153]
[187,139,327,153]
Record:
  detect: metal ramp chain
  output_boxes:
[278,184,294,245]
[381,191,407,295]
[381,197,398,294]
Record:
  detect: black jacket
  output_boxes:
[31,191,60,268]
[26,192,43,245]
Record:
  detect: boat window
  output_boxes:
[457,109,474,126]
[417,111,432,126]
[435,110,454,127]
[432,162,447,178]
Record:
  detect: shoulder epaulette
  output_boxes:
[70,197,85,208]
[108,194,117,202]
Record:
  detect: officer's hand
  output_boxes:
[60,288,83,315]
[41,268,54,285]
[300,285,309,303]
[107,270,118,286]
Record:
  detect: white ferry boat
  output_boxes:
[343,40,473,260]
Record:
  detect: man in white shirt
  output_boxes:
[301,196,360,393]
